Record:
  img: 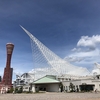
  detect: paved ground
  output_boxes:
[0,92,100,100]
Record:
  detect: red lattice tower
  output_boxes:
[2,43,14,86]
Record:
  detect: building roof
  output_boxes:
[33,75,60,84]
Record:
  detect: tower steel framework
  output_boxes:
[20,26,90,80]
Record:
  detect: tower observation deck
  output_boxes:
[20,26,90,80]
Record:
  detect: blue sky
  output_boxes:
[0,0,100,79]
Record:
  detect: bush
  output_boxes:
[15,87,23,93]
[7,87,14,93]
[69,83,75,92]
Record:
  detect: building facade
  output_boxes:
[13,74,100,93]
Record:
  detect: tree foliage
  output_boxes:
[69,82,75,92]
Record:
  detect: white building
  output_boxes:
[31,75,60,92]
[15,73,34,86]
[13,72,34,92]
[14,73,100,92]
[59,74,100,92]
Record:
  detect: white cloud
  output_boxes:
[92,69,100,75]
[70,48,100,58]
[64,49,99,63]
[64,56,85,62]
[71,48,77,51]
[71,48,81,52]
[65,35,100,66]
[77,35,100,49]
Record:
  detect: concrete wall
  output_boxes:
[92,80,100,91]
[62,80,81,91]
[23,85,30,92]
[62,79,100,92]
[32,83,60,92]
[32,85,35,92]
[46,83,59,92]
[81,79,92,84]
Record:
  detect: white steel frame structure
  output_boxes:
[20,26,90,80]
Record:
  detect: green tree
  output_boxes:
[7,87,14,93]
[59,82,63,92]
[69,83,75,92]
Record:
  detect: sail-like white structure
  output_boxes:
[20,26,90,80]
